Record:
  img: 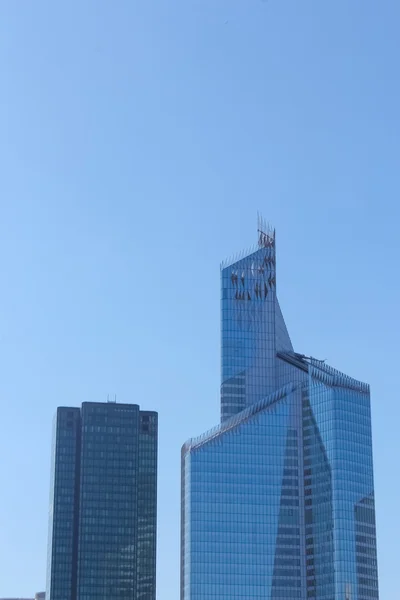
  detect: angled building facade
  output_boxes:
[46,402,157,600]
[181,221,379,600]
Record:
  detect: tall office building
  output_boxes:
[47,402,157,600]
[181,221,379,600]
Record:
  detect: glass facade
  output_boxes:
[46,402,157,600]
[181,222,379,600]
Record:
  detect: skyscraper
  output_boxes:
[46,402,157,600]
[181,220,379,600]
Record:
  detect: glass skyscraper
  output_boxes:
[46,402,157,600]
[181,221,379,600]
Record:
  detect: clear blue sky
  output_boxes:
[0,0,399,597]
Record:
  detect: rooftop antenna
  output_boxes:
[257,212,275,248]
